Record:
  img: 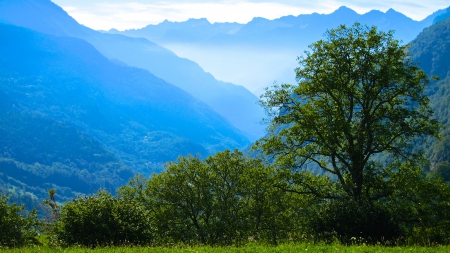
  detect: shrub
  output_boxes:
[0,194,39,247]
[54,190,152,247]
[307,199,402,245]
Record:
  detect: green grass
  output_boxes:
[3,244,450,253]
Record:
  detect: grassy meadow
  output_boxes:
[3,244,450,253]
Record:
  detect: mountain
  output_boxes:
[112,18,243,44]
[120,6,445,48]
[0,22,249,208]
[113,6,448,95]
[433,7,450,24]
[408,16,450,169]
[0,0,265,141]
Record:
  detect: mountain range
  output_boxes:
[112,6,448,95]
[0,0,265,141]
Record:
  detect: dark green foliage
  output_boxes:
[0,194,39,248]
[398,174,450,245]
[256,23,443,243]
[432,162,450,181]
[54,190,152,247]
[258,22,438,200]
[119,150,306,246]
[308,200,401,244]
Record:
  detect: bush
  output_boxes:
[54,190,152,247]
[307,199,402,245]
[0,194,39,248]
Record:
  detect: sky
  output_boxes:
[51,0,449,31]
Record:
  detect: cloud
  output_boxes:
[53,0,449,31]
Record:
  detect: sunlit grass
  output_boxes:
[3,243,450,253]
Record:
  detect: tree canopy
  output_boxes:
[257,23,439,203]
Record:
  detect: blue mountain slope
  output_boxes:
[0,22,249,154]
[0,0,91,36]
[406,17,450,172]
[0,0,265,140]
[0,23,249,206]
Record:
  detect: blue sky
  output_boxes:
[51,0,449,30]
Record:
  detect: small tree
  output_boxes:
[256,23,440,242]
[143,150,250,245]
[41,189,60,234]
[0,194,39,248]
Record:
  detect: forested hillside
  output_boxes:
[0,23,248,209]
[0,0,265,140]
[409,16,450,178]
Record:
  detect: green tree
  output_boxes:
[241,164,311,245]
[256,23,440,242]
[143,150,250,245]
[119,150,306,245]
[0,194,39,247]
[54,190,152,247]
[258,23,438,202]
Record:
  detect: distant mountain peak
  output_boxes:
[0,0,91,37]
[386,8,397,13]
[366,9,384,14]
[333,6,358,15]
[158,18,211,26]
[187,18,209,22]
[386,8,409,18]
[250,17,269,22]
[185,18,211,26]
[336,6,352,11]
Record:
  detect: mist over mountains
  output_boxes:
[112,6,447,95]
[0,0,265,140]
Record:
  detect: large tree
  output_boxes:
[256,23,439,203]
